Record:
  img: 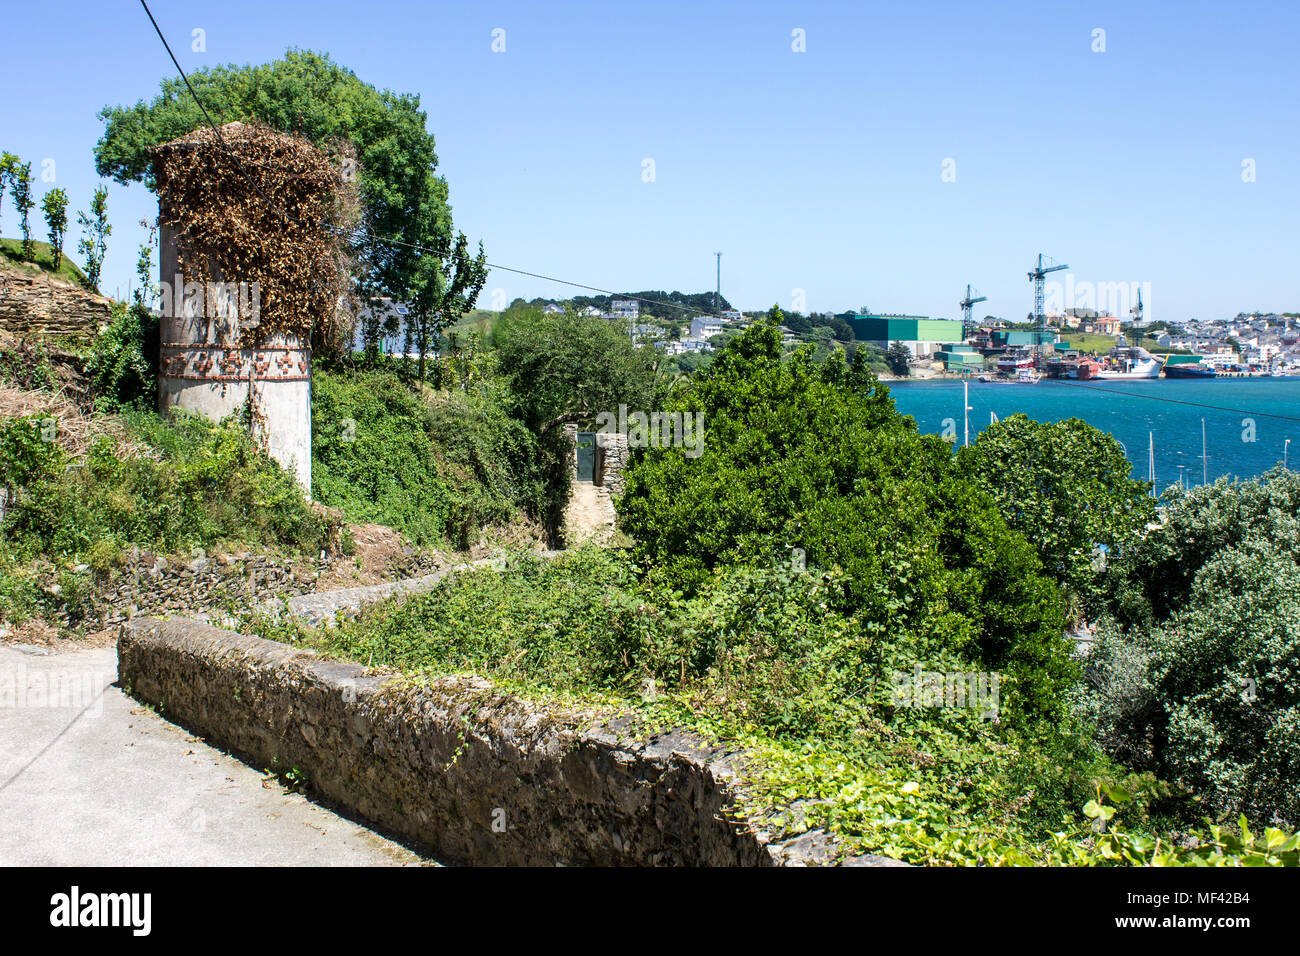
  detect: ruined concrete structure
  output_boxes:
[152,124,316,493]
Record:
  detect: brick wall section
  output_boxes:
[0,269,112,335]
[118,617,905,867]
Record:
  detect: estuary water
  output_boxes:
[888,377,1300,487]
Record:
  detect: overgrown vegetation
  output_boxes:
[1079,470,1300,829]
[0,409,329,570]
[311,367,542,549]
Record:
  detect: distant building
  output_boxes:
[848,314,964,358]
[354,297,416,356]
[610,299,639,319]
[542,302,564,315]
[689,316,724,339]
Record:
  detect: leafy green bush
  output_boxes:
[1,408,327,563]
[311,369,542,549]
[958,414,1154,605]
[1085,546,1300,826]
[84,302,158,412]
[1102,467,1300,629]
[0,416,64,491]
[617,322,1075,728]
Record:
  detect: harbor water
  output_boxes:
[889,377,1300,487]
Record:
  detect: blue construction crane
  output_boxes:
[1028,253,1068,363]
[959,284,987,338]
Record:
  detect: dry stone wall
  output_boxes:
[0,268,112,336]
[118,617,906,867]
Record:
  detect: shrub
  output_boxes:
[311,369,541,549]
[958,414,1154,605]
[84,302,159,412]
[1,409,327,562]
[617,322,1075,728]
[1102,467,1300,629]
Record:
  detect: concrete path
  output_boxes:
[0,642,429,866]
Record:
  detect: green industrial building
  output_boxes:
[848,314,966,358]
[934,343,986,373]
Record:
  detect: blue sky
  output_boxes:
[2,0,1297,321]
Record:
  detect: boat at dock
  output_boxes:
[1163,362,1217,379]
[994,348,1035,373]
[1093,346,1164,380]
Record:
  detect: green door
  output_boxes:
[575,432,596,482]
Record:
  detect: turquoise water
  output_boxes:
[888,378,1300,486]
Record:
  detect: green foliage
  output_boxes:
[617,322,1075,728]
[1080,470,1300,828]
[75,184,111,292]
[85,302,158,412]
[404,229,487,379]
[6,158,34,260]
[494,306,656,545]
[39,188,68,271]
[1103,467,1300,629]
[493,306,656,433]
[95,49,456,307]
[885,341,911,376]
[0,151,18,237]
[0,409,327,563]
[0,416,63,491]
[1084,546,1300,826]
[310,369,541,549]
[959,414,1154,605]
[274,548,1296,866]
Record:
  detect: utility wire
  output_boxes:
[1036,379,1300,423]
[138,0,721,321]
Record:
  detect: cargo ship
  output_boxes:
[1163,362,1217,379]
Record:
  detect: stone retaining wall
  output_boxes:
[118,617,903,867]
[0,268,112,336]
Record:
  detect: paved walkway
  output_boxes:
[0,642,429,866]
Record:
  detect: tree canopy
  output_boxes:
[95,49,456,305]
[617,322,1075,725]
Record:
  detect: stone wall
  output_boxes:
[118,617,904,867]
[594,432,629,496]
[0,268,113,336]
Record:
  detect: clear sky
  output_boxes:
[2,0,1297,322]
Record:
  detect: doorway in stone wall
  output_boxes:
[575,431,596,482]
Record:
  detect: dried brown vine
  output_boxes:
[151,121,358,350]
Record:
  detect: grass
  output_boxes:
[1056,332,1123,354]
[0,237,91,287]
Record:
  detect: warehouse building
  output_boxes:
[848,314,966,358]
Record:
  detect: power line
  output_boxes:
[137,0,718,321]
[1036,379,1300,423]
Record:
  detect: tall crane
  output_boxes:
[1028,253,1068,364]
[959,284,987,338]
